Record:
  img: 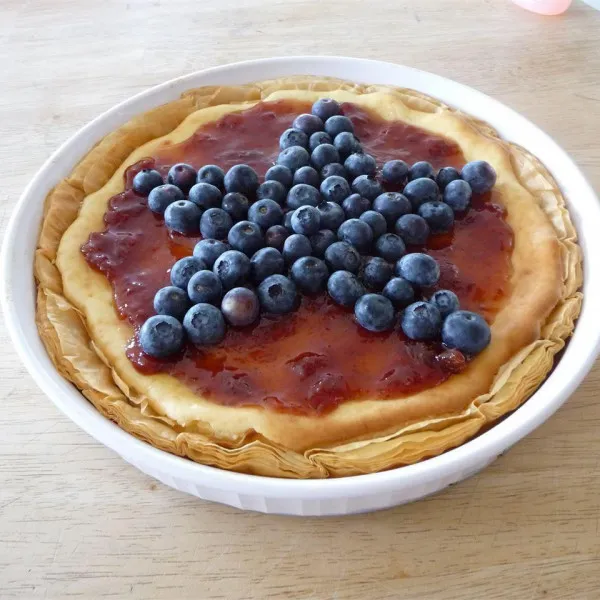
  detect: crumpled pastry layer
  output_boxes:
[35,76,582,478]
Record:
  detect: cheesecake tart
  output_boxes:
[35,76,582,478]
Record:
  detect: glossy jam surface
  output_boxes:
[82,100,513,415]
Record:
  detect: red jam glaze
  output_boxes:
[82,100,513,415]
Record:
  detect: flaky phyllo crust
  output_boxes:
[35,76,582,478]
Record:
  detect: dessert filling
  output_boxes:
[82,100,513,415]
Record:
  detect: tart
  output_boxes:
[35,76,582,478]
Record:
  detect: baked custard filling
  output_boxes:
[81,100,512,415]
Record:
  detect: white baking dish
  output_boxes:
[2,56,598,516]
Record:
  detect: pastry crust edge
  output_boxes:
[34,76,582,478]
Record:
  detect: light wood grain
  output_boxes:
[1,1,600,598]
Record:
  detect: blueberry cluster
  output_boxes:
[132,98,496,359]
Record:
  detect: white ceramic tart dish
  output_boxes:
[3,57,598,516]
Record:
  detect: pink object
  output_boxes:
[511,0,572,14]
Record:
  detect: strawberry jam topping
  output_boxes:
[82,100,513,415]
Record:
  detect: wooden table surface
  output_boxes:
[2,1,600,598]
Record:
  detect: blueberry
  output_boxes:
[309,229,337,257]
[227,221,264,256]
[360,210,387,239]
[139,315,184,357]
[291,256,329,294]
[316,201,345,231]
[293,113,323,136]
[436,166,460,190]
[430,289,460,318]
[187,270,223,305]
[309,131,332,152]
[342,194,370,218]
[311,144,340,171]
[170,256,206,289]
[286,183,321,210]
[312,98,342,122]
[396,253,440,287]
[382,277,415,308]
[324,241,361,273]
[324,115,354,138]
[362,257,393,291]
[442,310,491,354]
[197,165,225,189]
[257,274,298,314]
[418,201,454,233]
[372,192,411,226]
[193,239,228,268]
[283,210,294,231]
[250,247,285,283]
[338,218,373,251]
[401,301,442,341]
[164,200,202,234]
[248,199,284,229]
[443,179,472,212]
[382,160,409,185]
[282,233,312,265]
[344,153,376,179]
[291,206,321,236]
[355,294,395,332]
[327,271,365,308]
[403,178,440,210]
[461,160,496,194]
[375,233,406,262]
[351,175,383,201]
[277,146,310,173]
[213,249,251,289]
[394,214,430,246]
[153,286,190,321]
[265,225,289,251]
[280,128,309,150]
[183,303,226,346]
[224,164,259,196]
[221,192,249,221]
[148,184,184,214]
[200,207,233,239]
[132,169,163,195]
[408,161,435,181]
[293,166,320,188]
[321,163,348,180]
[256,180,287,206]
[320,176,351,204]
[221,288,260,327]
[265,164,293,189]
[334,132,362,160]
[167,163,197,193]
[188,182,222,210]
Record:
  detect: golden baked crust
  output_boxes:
[35,76,582,478]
